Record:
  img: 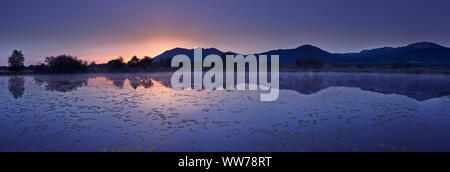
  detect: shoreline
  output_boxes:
[279,67,450,75]
[1,68,450,76]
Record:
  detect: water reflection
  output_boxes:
[29,73,450,101]
[129,77,153,89]
[102,75,154,89]
[1,73,450,152]
[33,75,156,91]
[34,75,89,92]
[280,73,450,101]
[8,77,25,99]
[106,77,126,89]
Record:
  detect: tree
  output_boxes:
[8,50,25,73]
[137,56,153,68]
[107,57,125,69]
[45,55,87,73]
[128,56,140,68]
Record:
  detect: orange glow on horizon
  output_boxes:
[77,34,214,64]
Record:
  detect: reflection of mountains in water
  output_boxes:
[280,73,450,101]
[30,73,450,101]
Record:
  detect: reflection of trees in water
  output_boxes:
[44,80,88,92]
[8,77,25,99]
[128,76,153,89]
[104,77,126,89]
[29,73,450,101]
[112,79,126,89]
[104,75,154,89]
[34,76,89,92]
[33,75,156,93]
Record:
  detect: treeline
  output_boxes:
[30,55,173,73]
[295,58,325,69]
[95,56,173,73]
[294,57,429,70]
[5,49,174,74]
[4,49,447,74]
[94,56,173,73]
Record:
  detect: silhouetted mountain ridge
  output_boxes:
[256,45,337,64]
[349,42,446,57]
[152,42,450,66]
[153,47,227,62]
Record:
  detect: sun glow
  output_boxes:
[78,34,207,64]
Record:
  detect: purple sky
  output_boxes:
[1,0,450,65]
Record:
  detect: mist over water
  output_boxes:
[0,72,449,151]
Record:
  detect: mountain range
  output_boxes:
[153,42,450,67]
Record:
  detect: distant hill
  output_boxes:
[261,42,450,66]
[343,42,445,57]
[351,47,450,66]
[153,45,338,65]
[339,42,450,66]
[256,45,338,65]
[152,42,450,67]
[153,47,228,62]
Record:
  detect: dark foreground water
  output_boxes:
[1,72,450,152]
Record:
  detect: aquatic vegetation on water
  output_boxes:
[0,73,449,152]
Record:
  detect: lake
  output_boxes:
[1,72,450,152]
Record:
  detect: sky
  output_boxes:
[1,0,450,65]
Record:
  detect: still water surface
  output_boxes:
[1,72,450,152]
